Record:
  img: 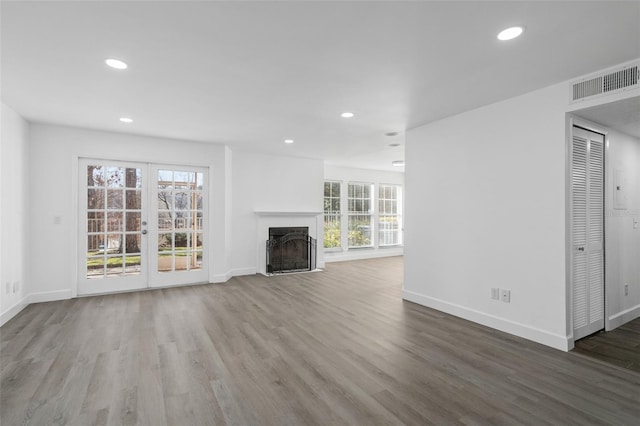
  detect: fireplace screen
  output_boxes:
[266,227,317,274]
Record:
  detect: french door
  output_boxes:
[571,126,605,341]
[78,159,208,295]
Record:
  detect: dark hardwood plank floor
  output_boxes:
[2,257,639,425]
[573,317,640,373]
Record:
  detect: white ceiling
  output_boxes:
[2,1,639,171]
[574,96,640,139]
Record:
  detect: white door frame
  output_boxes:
[77,159,149,295]
[148,164,209,288]
[567,117,609,346]
[77,159,209,296]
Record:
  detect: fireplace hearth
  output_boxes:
[266,227,317,274]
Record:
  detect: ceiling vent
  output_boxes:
[570,60,639,103]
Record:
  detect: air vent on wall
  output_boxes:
[573,76,603,100]
[571,61,639,102]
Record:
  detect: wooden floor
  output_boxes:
[574,317,640,373]
[2,257,639,425]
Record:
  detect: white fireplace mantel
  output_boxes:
[254,210,324,275]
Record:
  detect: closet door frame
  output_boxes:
[567,117,608,346]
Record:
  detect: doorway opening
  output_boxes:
[78,160,209,295]
[569,95,640,348]
[570,125,605,341]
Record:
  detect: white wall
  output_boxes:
[404,82,570,350]
[27,124,230,300]
[323,165,404,262]
[1,123,330,325]
[1,103,29,325]
[231,150,324,274]
[605,129,640,329]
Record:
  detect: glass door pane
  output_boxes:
[149,166,207,287]
[79,160,147,295]
[79,161,206,294]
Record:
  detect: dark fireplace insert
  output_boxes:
[266,227,317,274]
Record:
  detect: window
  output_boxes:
[348,182,373,248]
[378,184,403,246]
[323,181,341,248]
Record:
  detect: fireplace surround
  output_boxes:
[254,211,323,276]
[266,227,317,274]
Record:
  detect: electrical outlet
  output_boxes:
[491,288,500,300]
[13,281,19,293]
[501,289,511,303]
[5,282,10,294]
[624,283,629,296]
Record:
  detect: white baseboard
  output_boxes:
[229,267,256,277]
[27,289,72,304]
[210,267,257,283]
[325,247,404,263]
[607,304,640,331]
[402,290,571,352]
[1,289,73,327]
[210,272,233,283]
[0,297,30,327]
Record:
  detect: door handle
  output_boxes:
[141,229,148,235]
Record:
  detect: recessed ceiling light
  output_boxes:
[341,112,355,118]
[497,26,524,41]
[389,143,401,147]
[105,58,128,69]
[392,160,405,167]
[119,117,133,123]
[386,132,399,137]
[284,139,294,144]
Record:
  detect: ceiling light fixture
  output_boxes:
[389,143,401,147]
[119,117,133,123]
[341,112,355,118]
[392,160,405,167]
[284,139,294,144]
[385,132,399,137]
[497,26,524,41]
[105,58,128,69]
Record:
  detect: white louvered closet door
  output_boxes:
[571,126,605,341]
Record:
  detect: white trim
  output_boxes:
[566,118,609,342]
[255,211,323,216]
[325,247,403,263]
[255,212,323,276]
[210,272,233,283]
[566,84,639,113]
[0,297,29,327]
[568,59,640,105]
[323,247,342,253]
[149,164,210,288]
[403,290,571,352]
[28,289,73,304]
[607,304,640,331]
[228,267,257,277]
[71,154,79,298]
[77,159,150,295]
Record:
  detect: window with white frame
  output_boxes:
[378,184,403,246]
[348,182,373,248]
[323,181,341,248]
